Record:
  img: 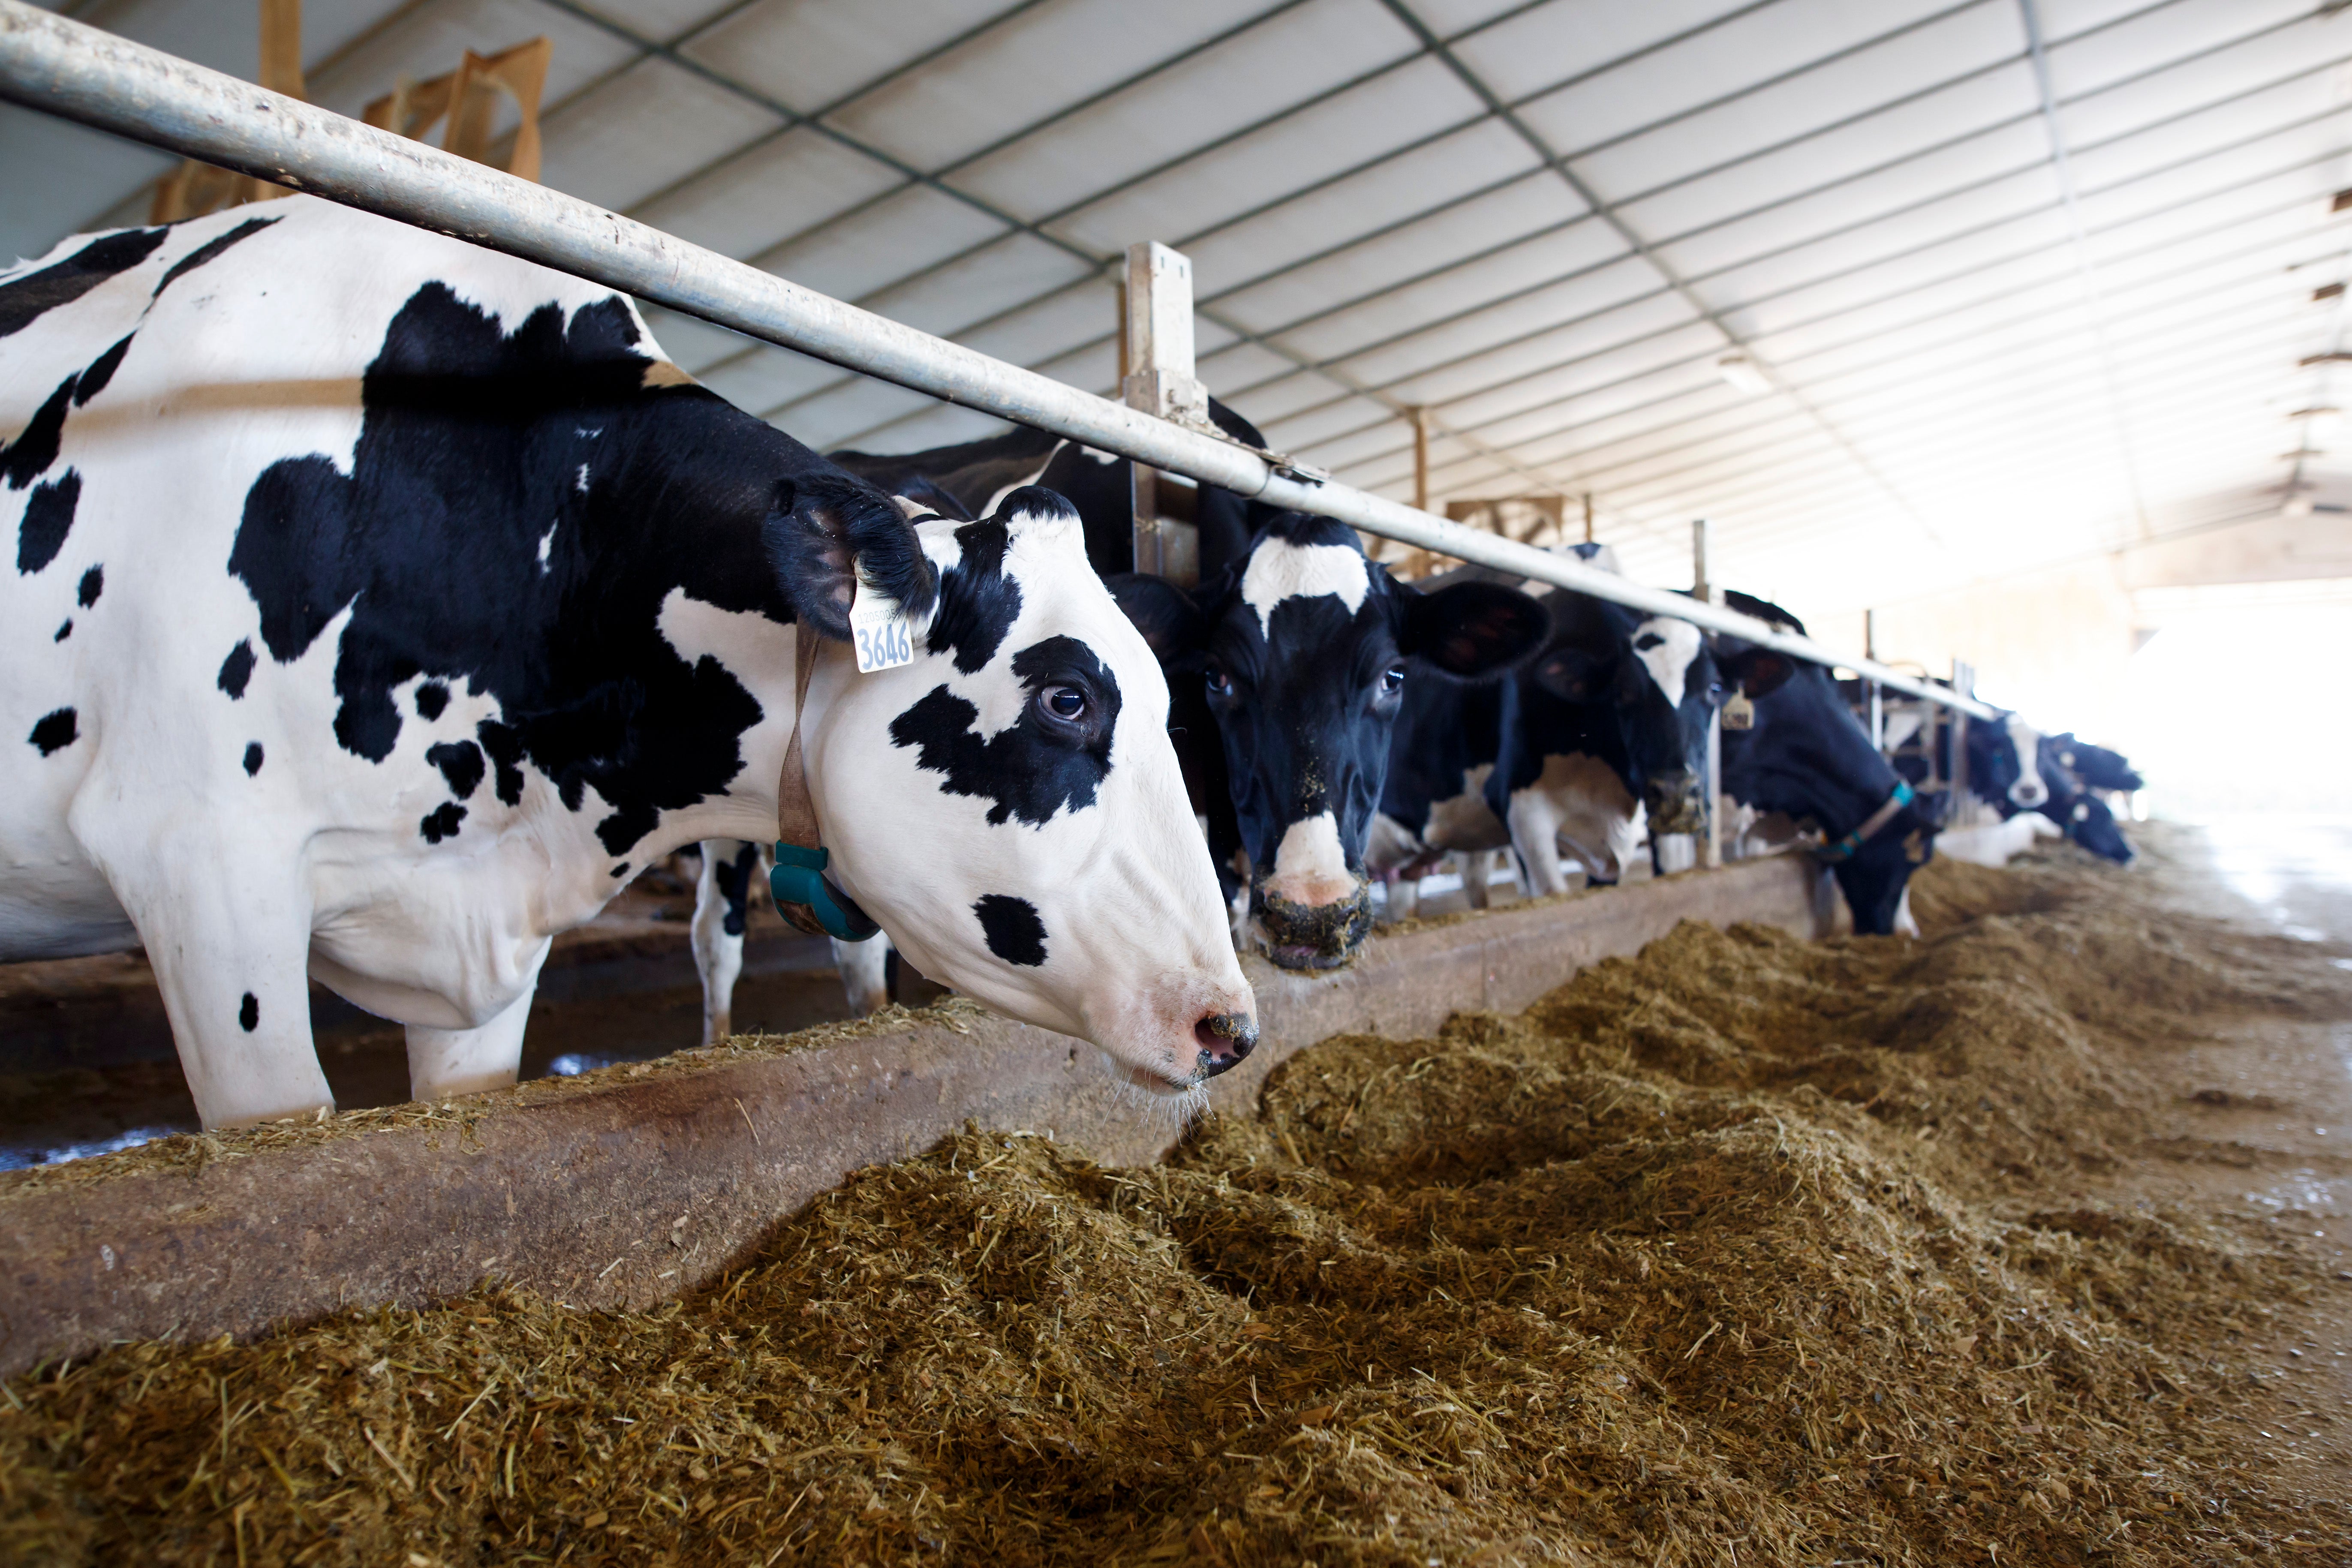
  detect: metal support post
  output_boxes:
[1949,658,1975,825]
[1410,406,1428,512]
[1693,519,1723,871]
[1864,608,1884,752]
[1123,240,1206,585]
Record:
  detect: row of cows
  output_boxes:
[0,200,2134,1135]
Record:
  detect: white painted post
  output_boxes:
[1693,519,1723,871]
[1864,608,1884,752]
[1950,658,1975,826]
[1124,241,1207,584]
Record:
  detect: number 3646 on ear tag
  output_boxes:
[849,576,914,674]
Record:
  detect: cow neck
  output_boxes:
[776,621,823,854]
[1815,780,1914,863]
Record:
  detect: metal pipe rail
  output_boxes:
[0,1,1996,720]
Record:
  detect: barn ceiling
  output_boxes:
[6,0,2349,625]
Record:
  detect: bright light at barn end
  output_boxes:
[1716,355,1770,396]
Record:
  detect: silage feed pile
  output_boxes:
[5,833,2348,1565]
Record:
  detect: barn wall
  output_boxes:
[1868,556,2140,727]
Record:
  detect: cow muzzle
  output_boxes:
[1254,880,1373,971]
[2009,777,2047,809]
[1194,1011,1260,1078]
[1644,772,1709,837]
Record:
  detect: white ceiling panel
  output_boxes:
[1412,313,1724,426]
[816,0,1281,174]
[536,55,784,213]
[953,279,1116,373]
[637,302,754,373]
[1514,0,1955,166]
[1618,61,2044,247]
[2040,0,2315,103]
[2057,15,2352,153]
[860,232,1095,342]
[697,341,843,415]
[1448,0,1751,108]
[683,0,1026,116]
[1179,119,1545,298]
[1208,171,1587,335]
[752,183,1007,301]
[944,0,1418,219]
[1268,215,1629,365]
[1661,121,2055,290]
[1053,56,1484,257]
[629,126,902,262]
[1575,3,2026,204]
[1332,254,1678,390]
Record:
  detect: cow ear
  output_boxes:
[1531,645,1607,702]
[1105,572,1205,665]
[1718,646,1797,698]
[764,470,939,639]
[1401,583,1549,677]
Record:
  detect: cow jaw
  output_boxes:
[810,505,1254,1093]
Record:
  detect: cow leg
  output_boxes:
[405,937,548,1101]
[117,846,330,1129]
[832,934,892,1016]
[691,839,761,1044]
[1507,789,1572,898]
[1891,886,1919,938]
[1387,876,1421,922]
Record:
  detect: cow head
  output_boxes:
[1711,596,1942,937]
[1525,593,1722,836]
[2040,752,2135,863]
[1964,712,2049,811]
[1123,514,1546,970]
[807,488,1256,1092]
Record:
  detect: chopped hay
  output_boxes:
[3,828,2346,1564]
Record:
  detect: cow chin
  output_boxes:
[1254,882,1374,971]
[1643,772,1708,837]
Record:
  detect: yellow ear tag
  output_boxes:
[848,572,913,674]
[1722,692,1754,730]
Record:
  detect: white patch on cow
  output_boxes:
[657,589,798,745]
[1892,886,1919,938]
[1076,445,1120,465]
[2006,715,2047,808]
[1630,616,1701,705]
[1506,752,1641,895]
[574,463,590,493]
[538,522,556,571]
[1241,541,1371,637]
[1263,811,1355,910]
[1883,710,1923,751]
[1426,764,1508,853]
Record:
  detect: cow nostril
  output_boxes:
[1194,1012,1258,1078]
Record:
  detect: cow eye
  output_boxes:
[1205,664,1235,700]
[1039,685,1087,721]
[1380,665,1405,695]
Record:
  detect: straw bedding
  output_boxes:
[3,831,2345,1564]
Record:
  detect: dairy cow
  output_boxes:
[0,198,1254,1128]
[1711,594,1945,936]
[1369,564,1723,917]
[1111,514,1548,967]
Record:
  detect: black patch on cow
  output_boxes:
[973,893,1047,967]
[610,862,629,878]
[28,707,77,754]
[54,620,70,641]
[0,228,166,340]
[888,634,1120,827]
[74,335,134,406]
[17,469,78,572]
[926,515,1023,674]
[476,719,527,805]
[223,281,912,861]
[77,564,101,607]
[4,376,76,489]
[153,216,278,298]
[415,680,449,720]
[715,841,758,937]
[239,992,259,1032]
[217,640,255,699]
[427,739,484,799]
[420,802,467,844]
[243,742,264,775]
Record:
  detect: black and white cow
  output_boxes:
[831,398,1277,583]
[2045,733,2142,796]
[1711,594,1945,937]
[1112,513,1548,968]
[1368,563,1723,916]
[0,198,1254,1128]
